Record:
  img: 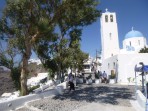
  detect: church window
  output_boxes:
[113,62,116,69]
[110,15,113,22]
[138,40,140,45]
[109,33,112,40]
[108,63,110,69]
[105,15,108,22]
[129,41,131,46]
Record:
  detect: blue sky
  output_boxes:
[0,0,148,59]
[81,0,148,57]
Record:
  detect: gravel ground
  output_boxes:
[16,84,138,111]
[16,107,33,111]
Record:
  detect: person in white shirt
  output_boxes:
[102,71,107,83]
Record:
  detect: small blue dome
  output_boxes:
[125,30,144,39]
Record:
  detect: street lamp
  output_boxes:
[139,62,145,93]
[115,59,118,83]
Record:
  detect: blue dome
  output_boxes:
[125,30,144,39]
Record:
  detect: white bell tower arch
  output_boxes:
[100,9,120,60]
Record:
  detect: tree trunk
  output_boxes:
[20,37,32,96]
[20,68,28,95]
[20,56,29,96]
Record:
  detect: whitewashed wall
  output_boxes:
[101,53,148,84]
[100,11,119,61]
[123,37,147,52]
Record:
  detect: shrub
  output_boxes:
[65,73,68,76]
[11,67,21,90]
[28,85,40,93]
[48,68,54,80]
[86,74,92,80]
[110,70,116,79]
[95,73,99,79]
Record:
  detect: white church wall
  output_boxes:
[117,53,148,84]
[120,49,135,54]
[101,55,118,79]
[123,37,146,52]
[100,9,148,85]
[100,11,119,60]
[101,53,148,84]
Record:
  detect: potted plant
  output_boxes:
[76,74,84,84]
[95,72,100,84]
[127,77,135,85]
[86,74,92,85]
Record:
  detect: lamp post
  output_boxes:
[139,62,145,93]
[116,59,118,83]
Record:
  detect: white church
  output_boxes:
[100,9,148,84]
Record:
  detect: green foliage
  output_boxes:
[28,85,40,93]
[0,38,21,91]
[127,77,135,83]
[95,73,99,79]
[139,46,148,53]
[0,0,101,95]
[65,73,68,77]
[48,68,55,80]
[110,74,116,79]
[110,70,115,79]
[86,74,92,80]
[11,67,21,90]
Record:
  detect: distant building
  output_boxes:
[82,56,93,74]
[100,9,148,84]
[82,54,102,74]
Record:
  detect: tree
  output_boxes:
[139,46,148,53]
[68,29,88,75]
[0,0,100,95]
[34,0,100,81]
[0,38,22,90]
[0,0,54,95]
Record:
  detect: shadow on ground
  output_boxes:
[52,84,135,105]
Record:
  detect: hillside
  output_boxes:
[0,60,47,96]
[0,71,16,96]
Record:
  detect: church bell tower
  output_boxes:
[100,9,119,60]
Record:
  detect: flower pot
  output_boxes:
[76,78,83,84]
[95,79,100,84]
[109,79,115,84]
[86,79,92,85]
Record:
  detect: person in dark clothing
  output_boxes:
[68,73,75,91]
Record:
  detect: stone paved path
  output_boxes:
[16,84,142,111]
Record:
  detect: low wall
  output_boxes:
[0,81,68,111]
[136,90,146,108]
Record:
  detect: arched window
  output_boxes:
[113,62,116,69]
[110,15,113,22]
[109,33,112,40]
[108,63,110,69]
[105,15,108,22]
[138,40,140,45]
[129,41,131,46]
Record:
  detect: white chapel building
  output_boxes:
[100,9,148,84]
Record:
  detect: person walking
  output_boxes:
[102,71,107,83]
[68,73,75,92]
